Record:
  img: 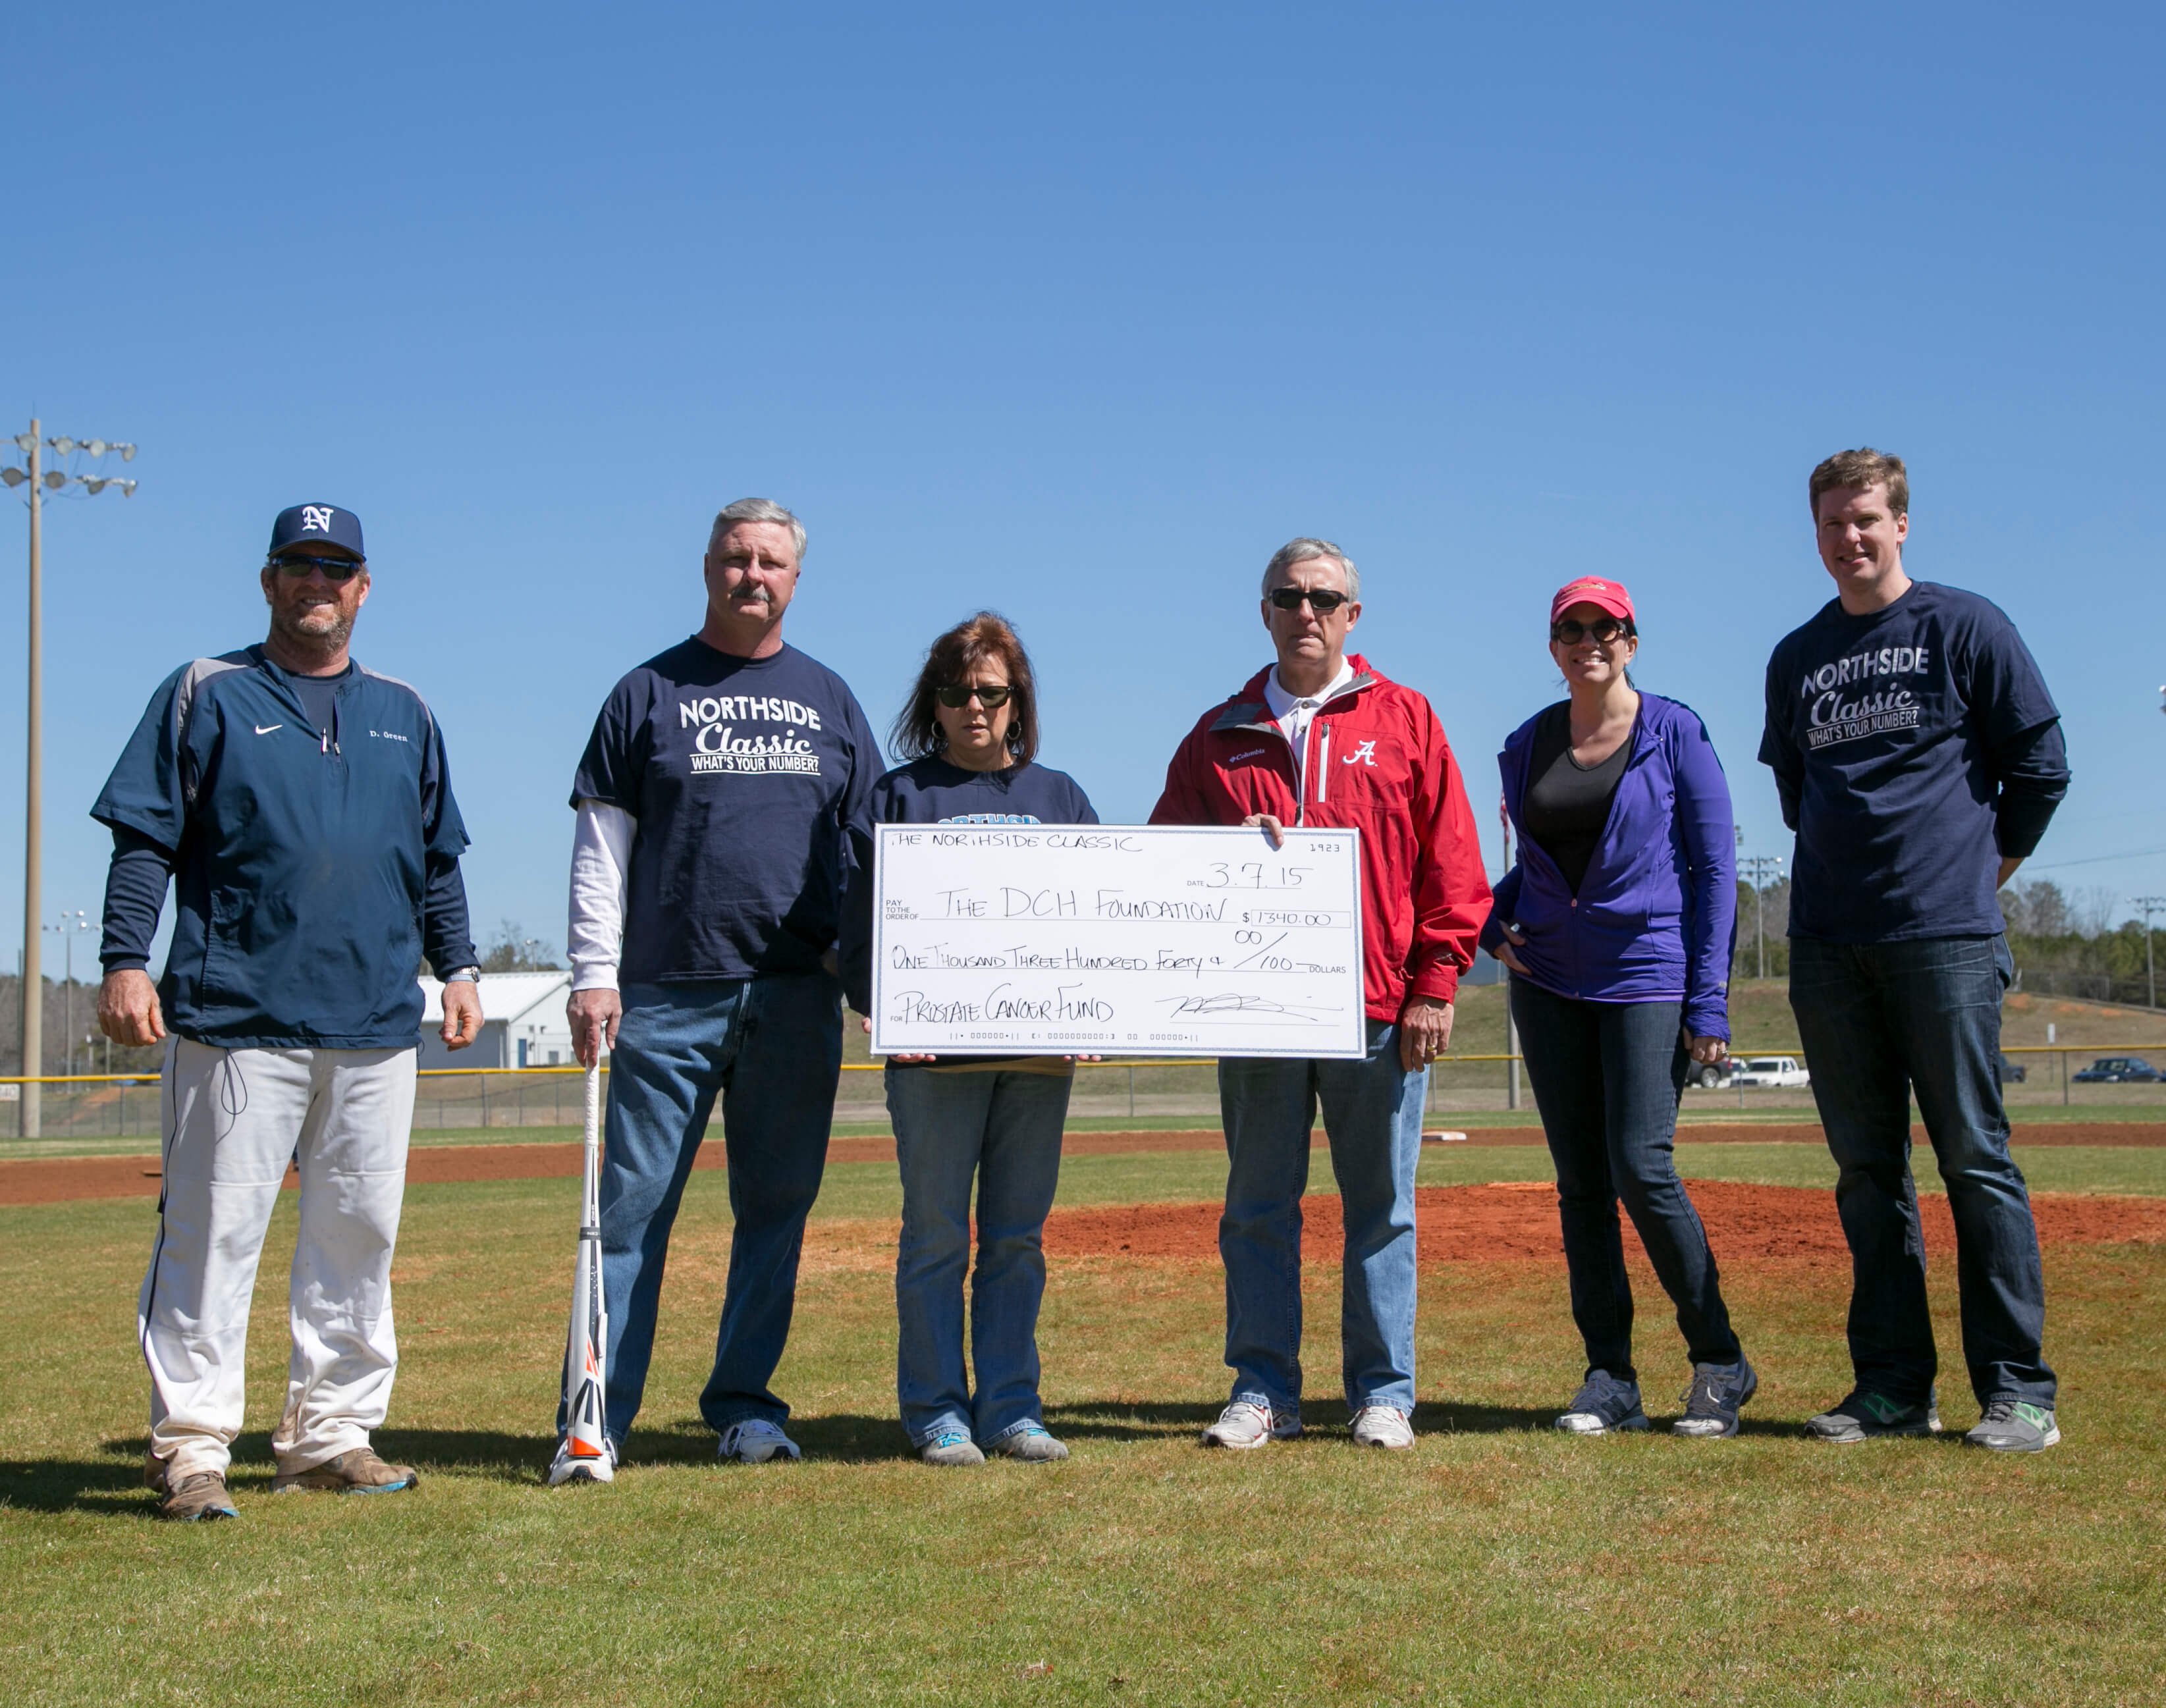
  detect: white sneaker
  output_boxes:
[1350,1404,1415,1450]
[547,1437,616,1486]
[718,1419,802,1464]
[1200,1401,1301,1449]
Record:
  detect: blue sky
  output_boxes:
[4,2,2162,972]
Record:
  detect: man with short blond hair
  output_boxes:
[1762,448,2069,1452]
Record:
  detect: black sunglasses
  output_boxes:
[271,553,366,583]
[1551,616,1632,645]
[935,683,1013,709]
[1267,587,1351,615]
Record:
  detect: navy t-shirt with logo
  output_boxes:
[571,638,881,1003]
[846,755,1099,1065]
[1758,580,2067,944]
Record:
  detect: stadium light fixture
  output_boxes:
[7,417,138,1137]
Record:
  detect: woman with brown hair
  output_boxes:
[861,612,1097,1465]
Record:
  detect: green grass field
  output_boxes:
[5,1143,2164,1705]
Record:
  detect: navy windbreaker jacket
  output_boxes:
[92,646,475,1049]
[1480,692,1737,1039]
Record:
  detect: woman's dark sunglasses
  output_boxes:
[271,553,365,583]
[1551,616,1631,645]
[1268,587,1350,615]
[936,683,1013,709]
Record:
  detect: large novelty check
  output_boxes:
[870,824,1367,1059]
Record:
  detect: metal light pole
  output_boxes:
[1741,853,1785,980]
[5,423,137,1135]
[1499,793,1519,1112]
[45,911,89,1076]
[2136,897,2166,1010]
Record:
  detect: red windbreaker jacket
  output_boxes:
[1149,654,1492,1020]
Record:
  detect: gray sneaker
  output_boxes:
[1673,1356,1758,1439]
[157,1470,238,1522]
[1556,1370,1650,1435]
[1804,1389,1941,1443]
[1964,1399,2059,1453]
[993,1424,1069,1462]
[919,1429,986,1467]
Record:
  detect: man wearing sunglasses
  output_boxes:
[1152,537,1491,1453]
[92,503,482,1521]
[556,497,882,1481]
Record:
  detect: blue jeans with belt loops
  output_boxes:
[570,973,844,1448]
[1216,1019,1427,1418]
[1788,934,2054,1410]
[886,1063,1071,1447]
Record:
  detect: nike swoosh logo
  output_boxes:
[255,724,283,735]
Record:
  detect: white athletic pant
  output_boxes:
[140,1038,417,1480]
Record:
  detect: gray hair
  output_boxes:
[707,496,807,561]
[1261,536,1359,602]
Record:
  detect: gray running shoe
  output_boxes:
[1804,1389,1939,1442]
[919,1429,986,1466]
[1556,1370,1650,1435]
[994,1424,1069,1462]
[157,1470,238,1522]
[1964,1399,2059,1453]
[271,1446,418,1495]
[1674,1356,1758,1439]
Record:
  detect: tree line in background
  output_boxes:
[2,921,564,1077]
[1728,874,2160,1007]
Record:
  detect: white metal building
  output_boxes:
[415,970,583,1070]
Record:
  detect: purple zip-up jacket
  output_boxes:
[1480,692,1737,1039]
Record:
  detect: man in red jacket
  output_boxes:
[1152,537,1491,1451]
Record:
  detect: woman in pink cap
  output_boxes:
[1482,577,1756,1438]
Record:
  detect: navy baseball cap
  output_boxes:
[268,503,366,561]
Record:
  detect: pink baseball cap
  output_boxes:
[1550,576,1635,627]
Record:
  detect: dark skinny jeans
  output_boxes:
[1511,978,1743,1382]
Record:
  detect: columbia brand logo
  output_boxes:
[1229,747,1268,763]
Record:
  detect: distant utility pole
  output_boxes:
[3,422,137,1135]
[1740,853,1785,980]
[1499,793,1519,1111]
[2136,897,2166,1010]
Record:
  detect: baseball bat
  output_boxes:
[559,1062,609,1466]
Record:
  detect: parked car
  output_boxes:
[1728,1055,1811,1089]
[2072,1056,2161,1083]
[1687,1059,1734,1090]
[1996,1052,2028,1084]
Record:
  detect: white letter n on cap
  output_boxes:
[300,506,335,533]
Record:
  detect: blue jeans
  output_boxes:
[1510,979,1742,1381]
[576,973,843,1445]
[1216,1019,1427,1416]
[885,1064,1071,1446]
[1789,934,2054,1409]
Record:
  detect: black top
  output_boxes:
[1522,702,1630,895]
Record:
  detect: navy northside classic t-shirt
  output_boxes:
[572,639,880,997]
[1759,581,2063,944]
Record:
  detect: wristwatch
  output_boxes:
[445,967,481,984]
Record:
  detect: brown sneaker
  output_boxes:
[157,1470,238,1522]
[271,1446,420,1496]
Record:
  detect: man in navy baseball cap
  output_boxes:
[268,502,366,562]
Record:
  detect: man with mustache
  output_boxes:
[553,498,880,1483]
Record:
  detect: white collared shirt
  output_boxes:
[1262,660,1356,790]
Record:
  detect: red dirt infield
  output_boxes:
[1040,1179,2166,1265]
[7,1125,2166,1242]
